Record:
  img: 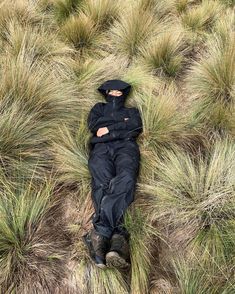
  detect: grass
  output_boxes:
[138,0,177,20]
[173,253,235,293]
[138,84,202,153]
[0,172,71,292]
[139,30,187,77]
[125,208,157,294]
[186,28,235,137]
[180,0,224,45]
[109,2,168,59]
[0,0,234,292]
[60,12,104,58]
[81,0,120,30]
[50,120,91,193]
[53,0,84,23]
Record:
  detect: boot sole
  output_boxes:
[82,234,107,269]
[106,251,130,269]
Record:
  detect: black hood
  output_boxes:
[97,79,131,110]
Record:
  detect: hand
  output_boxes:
[97,127,109,137]
[124,117,129,121]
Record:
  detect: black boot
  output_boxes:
[82,228,110,269]
[105,233,131,269]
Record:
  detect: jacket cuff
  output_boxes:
[107,124,115,131]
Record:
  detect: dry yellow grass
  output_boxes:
[0,0,234,293]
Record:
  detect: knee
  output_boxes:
[120,169,137,182]
[109,171,136,193]
[93,180,110,191]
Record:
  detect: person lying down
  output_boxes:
[82,79,143,270]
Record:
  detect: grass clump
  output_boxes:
[139,30,187,77]
[0,174,71,293]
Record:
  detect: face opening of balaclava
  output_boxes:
[105,91,125,110]
[97,79,131,111]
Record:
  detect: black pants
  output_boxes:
[88,139,140,240]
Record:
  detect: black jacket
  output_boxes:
[87,80,143,149]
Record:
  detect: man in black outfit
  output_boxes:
[83,79,143,269]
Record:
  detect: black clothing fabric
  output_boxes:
[87,79,143,150]
[87,80,142,239]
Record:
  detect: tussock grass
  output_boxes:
[173,253,235,293]
[1,21,73,64]
[140,137,235,291]
[0,102,52,180]
[186,29,235,137]
[125,208,157,294]
[138,85,202,153]
[138,0,177,20]
[0,52,78,124]
[0,0,47,29]
[219,0,235,7]
[212,9,235,44]
[141,138,235,272]
[139,30,188,77]
[70,54,130,104]
[81,0,120,30]
[149,277,176,293]
[53,0,84,23]
[60,12,104,58]
[109,3,168,59]
[181,0,224,44]
[0,0,234,292]
[175,0,196,14]
[119,64,158,105]
[0,174,71,293]
[73,261,129,293]
[187,35,235,104]
[50,121,91,192]
[0,51,79,180]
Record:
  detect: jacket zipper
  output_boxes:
[111,98,115,116]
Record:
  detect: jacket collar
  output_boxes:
[105,93,126,110]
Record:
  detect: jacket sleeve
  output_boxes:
[87,103,104,134]
[107,107,143,135]
[87,103,123,134]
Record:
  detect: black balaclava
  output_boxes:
[97,79,131,111]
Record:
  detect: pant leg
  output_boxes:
[88,143,116,238]
[99,140,140,239]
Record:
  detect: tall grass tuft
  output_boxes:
[109,3,168,59]
[142,137,235,279]
[218,0,235,7]
[175,0,192,14]
[0,0,46,29]
[60,12,103,58]
[140,137,235,291]
[0,173,71,292]
[81,0,120,30]
[181,0,224,44]
[72,260,129,293]
[139,30,188,77]
[172,253,235,293]
[1,21,74,65]
[186,29,235,137]
[0,51,79,180]
[138,0,176,20]
[138,85,202,153]
[125,208,156,294]
[53,0,84,23]
[69,54,129,105]
[50,121,91,193]
[144,137,235,225]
